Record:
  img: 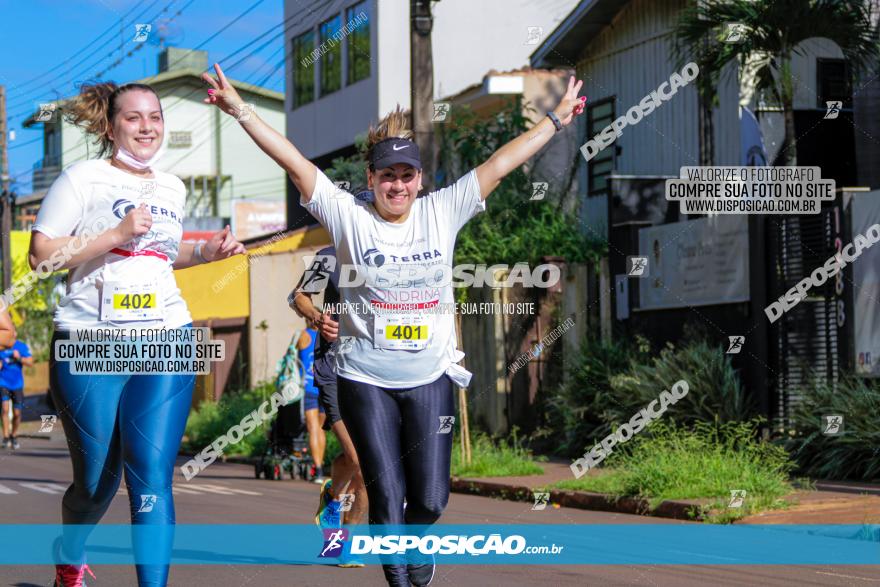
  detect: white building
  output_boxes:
[20,47,287,241]
[282,0,581,224]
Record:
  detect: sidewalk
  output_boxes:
[450,459,880,524]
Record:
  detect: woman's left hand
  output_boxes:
[552,76,586,126]
[203,225,246,262]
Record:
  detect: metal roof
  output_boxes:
[530,0,629,68]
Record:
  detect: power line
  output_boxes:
[8,136,43,151]
[8,0,161,94]
[10,0,329,187]
[6,0,176,115]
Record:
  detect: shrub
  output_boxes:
[535,337,645,458]
[539,337,753,458]
[606,340,755,429]
[784,374,880,480]
[183,382,277,457]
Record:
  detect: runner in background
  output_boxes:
[0,336,34,450]
[298,326,327,483]
[291,245,368,568]
[0,309,19,449]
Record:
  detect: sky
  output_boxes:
[0,0,326,194]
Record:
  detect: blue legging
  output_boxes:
[338,374,454,587]
[50,327,195,587]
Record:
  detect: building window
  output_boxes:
[346,2,370,84]
[817,58,852,109]
[168,131,191,149]
[319,15,342,97]
[292,30,315,108]
[45,126,60,167]
[586,98,615,198]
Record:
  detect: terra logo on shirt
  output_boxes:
[111,198,183,223]
[360,246,443,267]
[113,199,136,219]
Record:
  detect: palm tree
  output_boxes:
[673,0,879,165]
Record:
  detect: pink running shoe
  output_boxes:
[54,563,96,586]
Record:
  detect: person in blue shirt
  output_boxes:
[1,339,34,450]
[298,327,327,483]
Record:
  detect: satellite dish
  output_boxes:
[148,18,185,48]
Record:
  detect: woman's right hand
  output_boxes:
[114,203,152,244]
[201,63,248,119]
[308,310,339,343]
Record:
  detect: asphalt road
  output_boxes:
[1,432,879,586]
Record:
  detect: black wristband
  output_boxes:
[547,111,563,132]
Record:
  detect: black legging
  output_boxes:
[338,374,454,586]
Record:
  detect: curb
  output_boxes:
[449,478,704,521]
[14,434,52,441]
[177,450,706,520]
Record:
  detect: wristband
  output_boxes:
[195,242,210,264]
[547,111,563,132]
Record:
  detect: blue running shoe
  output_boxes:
[315,479,341,528]
[338,539,366,568]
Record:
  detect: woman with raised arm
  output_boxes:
[29,81,244,587]
[204,63,584,587]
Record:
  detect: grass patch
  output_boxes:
[552,421,794,523]
[183,382,345,467]
[451,430,545,478]
[183,383,277,457]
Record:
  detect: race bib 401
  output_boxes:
[373,314,432,350]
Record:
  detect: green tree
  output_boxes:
[440,99,605,268]
[673,0,879,165]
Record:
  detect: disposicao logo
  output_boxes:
[319,528,348,558]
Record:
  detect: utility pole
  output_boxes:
[0,85,11,292]
[410,0,436,190]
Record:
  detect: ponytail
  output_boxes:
[65,82,161,157]
[365,105,412,166]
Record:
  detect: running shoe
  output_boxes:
[407,552,435,586]
[2,437,9,449]
[54,563,95,586]
[11,437,20,450]
[337,540,365,568]
[315,479,341,528]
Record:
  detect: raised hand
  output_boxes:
[552,76,586,126]
[201,63,248,120]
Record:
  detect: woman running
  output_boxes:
[204,62,584,586]
[29,81,245,587]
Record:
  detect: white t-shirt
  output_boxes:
[32,159,192,331]
[303,168,485,388]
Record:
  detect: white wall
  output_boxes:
[431,0,577,99]
[285,0,380,159]
[284,0,580,159]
